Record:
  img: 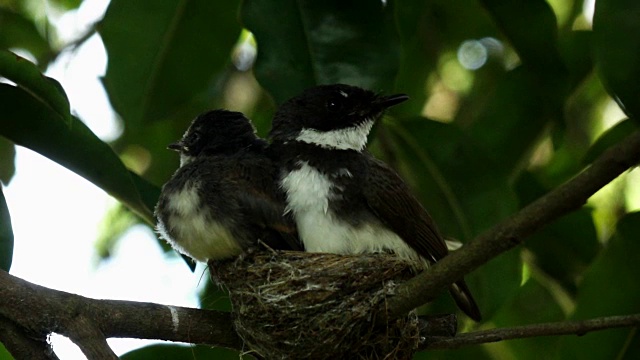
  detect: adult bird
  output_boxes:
[268,84,481,321]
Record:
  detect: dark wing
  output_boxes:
[362,155,482,321]
[362,156,448,262]
[231,155,302,251]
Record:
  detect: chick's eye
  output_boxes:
[326,98,341,112]
[187,131,201,145]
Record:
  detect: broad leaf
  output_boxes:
[583,119,638,165]
[99,0,241,124]
[516,172,601,294]
[0,342,12,360]
[527,208,600,294]
[0,186,13,272]
[480,0,562,69]
[467,67,556,176]
[49,0,83,10]
[95,204,138,260]
[381,118,521,318]
[0,137,15,184]
[594,0,640,121]
[558,212,640,359]
[393,0,436,116]
[394,0,497,117]
[466,0,576,176]
[559,30,594,88]
[488,278,565,360]
[414,344,492,360]
[199,278,232,312]
[0,84,158,224]
[384,118,517,239]
[0,8,52,65]
[242,0,400,104]
[0,50,70,125]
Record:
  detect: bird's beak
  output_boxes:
[375,94,410,110]
[167,141,183,151]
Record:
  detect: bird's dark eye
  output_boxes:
[326,98,342,112]
[187,131,201,145]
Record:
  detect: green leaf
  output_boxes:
[384,118,517,239]
[0,8,52,65]
[121,344,238,360]
[583,119,638,165]
[394,0,498,116]
[482,0,571,119]
[199,278,232,312]
[242,0,400,104]
[98,0,241,124]
[528,209,600,294]
[392,0,437,116]
[0,84,157,224]
[381,118,521,318]
[594,0,640,121]
[0,137,15,184]
[95,204,138,260]
[49,0,83,10]
[559,30,594,89]
[558,212,640,359]
[414,345,492,360]
[0,342,13,360]
[516,172,601,294]
[480,0,565,76]
[487,278,565,360]
[0,50,71,125]
[467,67,555,176]
[0,186,13,272]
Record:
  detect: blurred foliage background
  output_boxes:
[1,0,639,359]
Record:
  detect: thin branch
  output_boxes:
[0,269,243,356]
[65,315,118,359]
[0,316,59,360]
[421,314,640,350]
[386,130,640,319]
[2,264,640,357]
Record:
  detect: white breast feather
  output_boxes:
[281,162,421,263]
[295,119,374,151]
[157,183,242,262]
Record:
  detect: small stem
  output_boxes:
[421,314,640,350]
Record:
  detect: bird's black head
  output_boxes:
[269,84,408,151]
[169,110,258,162]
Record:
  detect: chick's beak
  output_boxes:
[167,141,183,151]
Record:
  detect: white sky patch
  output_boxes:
[46,33,122,142]
[583,0,595,25]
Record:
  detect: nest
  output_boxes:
[210,250,421,359]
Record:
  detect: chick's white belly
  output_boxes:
[157,185,243,262]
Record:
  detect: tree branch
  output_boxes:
[0,269,242,358]
[3,268,640,358]
[421,314,640,350]
[0,316,59,360]
[387,130,640,319]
